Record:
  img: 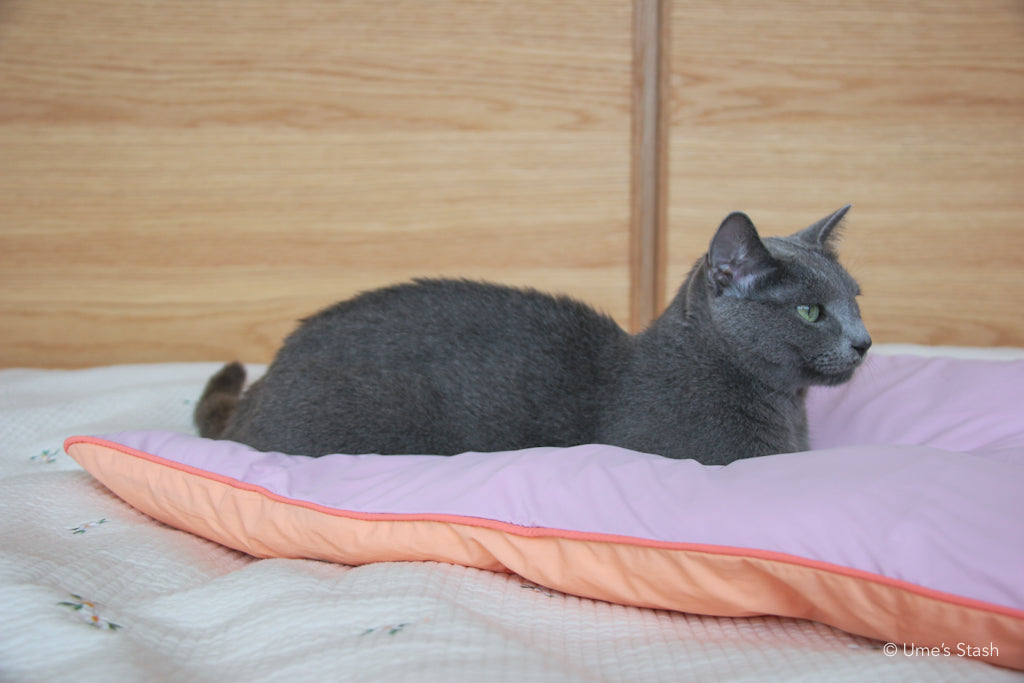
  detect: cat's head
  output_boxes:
[703,205,871,389]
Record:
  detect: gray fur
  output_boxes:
[195,206,870,465]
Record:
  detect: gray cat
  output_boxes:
[195,206,870,465]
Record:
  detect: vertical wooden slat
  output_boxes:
[630,0,671,332]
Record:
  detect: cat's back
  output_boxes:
[230,279,632,455]
[284,278,626,360]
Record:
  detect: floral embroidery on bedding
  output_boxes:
[360,619,429,637]
[361,623,411,636]
[58,594,122,631]
[31,448,60,464]
[68,518,108,534]
[520,582,560,598]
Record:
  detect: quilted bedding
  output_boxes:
[2,347,1022,681]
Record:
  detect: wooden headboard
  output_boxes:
[2,0,1022,368]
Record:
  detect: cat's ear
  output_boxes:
[706,212,777,295]
[794,204,851,252]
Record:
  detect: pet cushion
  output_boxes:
[64,354,1024,670]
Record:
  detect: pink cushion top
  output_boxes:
[98,427,1023,613]
[809,353,1024,453]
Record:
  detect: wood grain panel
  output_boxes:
[0,1,632,367]
[668,0,1024,346]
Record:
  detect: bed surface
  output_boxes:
[2,349,1022,681]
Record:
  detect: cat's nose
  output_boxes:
[851,336,872,358]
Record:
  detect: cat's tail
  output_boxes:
[194,361,246,439]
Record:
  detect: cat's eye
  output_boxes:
[796,304,821,323]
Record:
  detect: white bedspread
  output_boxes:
[1,361,1017,681]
